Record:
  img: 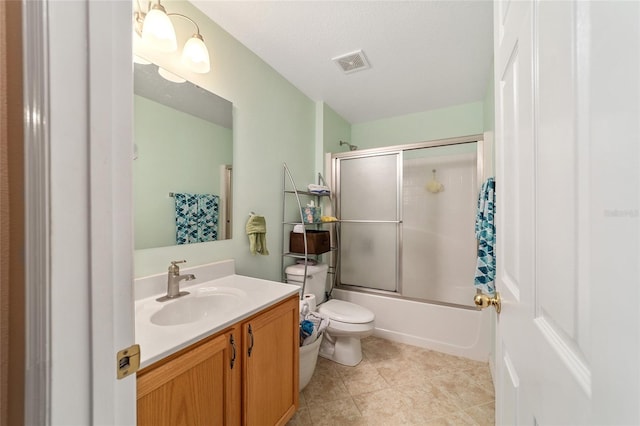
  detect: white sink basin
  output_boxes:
[150,287,246,326]
[135,271,300,367]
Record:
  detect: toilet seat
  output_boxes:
[317,299,375,366]
[325,318,374,335]
[318,299,374,324]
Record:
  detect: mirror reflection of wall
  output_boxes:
[133,63,233,250]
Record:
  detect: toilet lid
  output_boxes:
[318,299,374,324]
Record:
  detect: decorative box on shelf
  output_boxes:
[301,206,321,224]
[290,230,331,254]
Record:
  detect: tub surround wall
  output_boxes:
[402,148,478,306]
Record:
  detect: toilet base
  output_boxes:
[319,334,363,366]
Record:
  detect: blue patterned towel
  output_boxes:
[174,193,219,244]
[474,178,496,295]
[197,194,220,243]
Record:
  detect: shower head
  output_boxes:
[339,140,358,151]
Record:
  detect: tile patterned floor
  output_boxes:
[288,336,495,426]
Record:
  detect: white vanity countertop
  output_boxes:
[136,273,300,369]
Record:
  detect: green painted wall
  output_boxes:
[322,103,352,159]
[351,101,484,150]
[133,95,232,249]
[134,0,315,279]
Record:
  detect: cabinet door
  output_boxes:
[137,327,241,426]
[243,296,299,426]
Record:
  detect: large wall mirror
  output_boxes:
[133,62,233,249]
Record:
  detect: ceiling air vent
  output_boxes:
[332,50,370,74]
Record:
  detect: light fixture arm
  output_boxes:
[133,0,146,36]
[134,1,203,38]
[167,13,202,37]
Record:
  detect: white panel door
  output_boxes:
[494,1,639,424]
[45,0,136,424]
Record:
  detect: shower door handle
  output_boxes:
[474,292,501,314]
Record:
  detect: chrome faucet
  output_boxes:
[156,260,196,302]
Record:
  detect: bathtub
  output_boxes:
[332,288,491,361]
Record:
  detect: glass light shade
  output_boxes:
[158,67,186,83]
[133,55,151,65]
[181,34,211,73]
[142,6,177,52]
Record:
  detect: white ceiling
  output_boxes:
[191,0,494,124]
[134,63,233,128]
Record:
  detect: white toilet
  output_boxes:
[286,263,375,371]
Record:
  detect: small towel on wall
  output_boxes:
[175,193,219,244]
[246,214,269,255]
[474,177,496,295]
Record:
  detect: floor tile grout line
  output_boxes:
[294,337,494,426]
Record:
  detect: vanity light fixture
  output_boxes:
[181,32,211,73]
[140,2,177,52]
[134,0,211,74]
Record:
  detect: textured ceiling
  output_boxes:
[134,62,233,128]
[192,0,494,124]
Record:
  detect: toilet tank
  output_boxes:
[284,263,328,303]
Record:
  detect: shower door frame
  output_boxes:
[331,134,485,309]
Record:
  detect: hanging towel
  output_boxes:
[474,177,496,295]
[198,194,220,242]
[174,193,220,244]
[175,193,199,244]
[246,214,269,255]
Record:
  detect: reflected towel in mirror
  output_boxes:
[174,193,220,244]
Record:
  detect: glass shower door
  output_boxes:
[337,153,400,292]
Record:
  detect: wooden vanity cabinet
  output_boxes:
[136,295,299,426]
[136,326,241,426]
[243,295,299,425]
